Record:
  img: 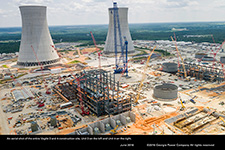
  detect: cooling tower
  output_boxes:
[17,5,60,67]
[104,3,135,54]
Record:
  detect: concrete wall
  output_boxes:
[74,111,135,135]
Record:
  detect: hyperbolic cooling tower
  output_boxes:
[17,5,60,67]
[104,3,135,54]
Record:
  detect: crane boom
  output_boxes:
[135,46,156,103]
[90,31,101,69]
[171,36,187,79]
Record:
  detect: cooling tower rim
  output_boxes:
[19,5,47,8]
[109,7,128,10]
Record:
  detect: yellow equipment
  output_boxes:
[135,46,157,103]
[179,95,185,111]
[110,125,119,135]
[171,36,187,79]
[219,116,225,124]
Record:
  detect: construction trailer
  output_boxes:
[54,69,132,117]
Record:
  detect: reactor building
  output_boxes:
[17,5,60,67]
[104,3,135,54]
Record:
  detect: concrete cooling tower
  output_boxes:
[17,5,60,67]
[104,2,135,54]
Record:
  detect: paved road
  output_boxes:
[0,88,11,134]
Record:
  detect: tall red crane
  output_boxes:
[31,45,51,94]
[90,31,101,69]
[51,44,62,58]
[73,73,90,116]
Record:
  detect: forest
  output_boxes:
[1,21,225,53]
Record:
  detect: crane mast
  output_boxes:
[135,46,156,104]
[113,2,128,75]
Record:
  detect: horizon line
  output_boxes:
[0,20,225,28]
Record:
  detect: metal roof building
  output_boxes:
[11,88,34,102]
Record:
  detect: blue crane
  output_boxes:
[113,2,128,77]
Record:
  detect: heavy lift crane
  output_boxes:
[74,75,90,116]
[171,36,187,80]
[31,45,51,94]
[90,31,101,70]
[112,2,129,76]
[135,46,156,104]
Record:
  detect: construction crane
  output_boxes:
[110,125,119,135]
[190,96,197,104]
[171,36,187,80]
[73,73,90,116]
[219,116,225,126]
[31,45,51,94]
[179,94,185,111]
[173,33,180,68]
[135,46,156,104]
[112,2,129,76]
[90,31,101,69]
[51,44,62,58]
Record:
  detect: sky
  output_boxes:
[0,0,225,27]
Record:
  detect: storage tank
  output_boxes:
[195,53,207,59]
[162,62,178,73]
[220,56,225,64]
[17,5,60,67]
[202,56,214,61]
[50,116,57,127]
[104,2,134,54]
[31,121,39,132]
[153,83,178,101]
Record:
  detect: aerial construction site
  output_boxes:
[1,2,225,136]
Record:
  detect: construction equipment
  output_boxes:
[173,33,180,68]
[31,45,51,95]
[110,125,119,135]
[90,31,101,69]
[179,95,185,111]
[135,46,156,104]
[190,96,197,104]
[74,74,90,116]
[219,116,225,125]
[51,44,62,58]
[171,36,187,80]
[112,2,129,76]
[114,38,129,76]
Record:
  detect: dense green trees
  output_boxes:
[1,22,225,53]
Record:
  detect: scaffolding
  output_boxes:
[55,69,132,117]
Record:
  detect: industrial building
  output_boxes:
[176,62,224,82]
[153,83,178,101]
[54,69,132,117]
[104,2,134,54]
[162,62,178,73]
[220,56,225,64]
[195,53,207,59]
[17,5,60,67]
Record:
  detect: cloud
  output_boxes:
[14,0,53,5]
[0,0,224,27]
